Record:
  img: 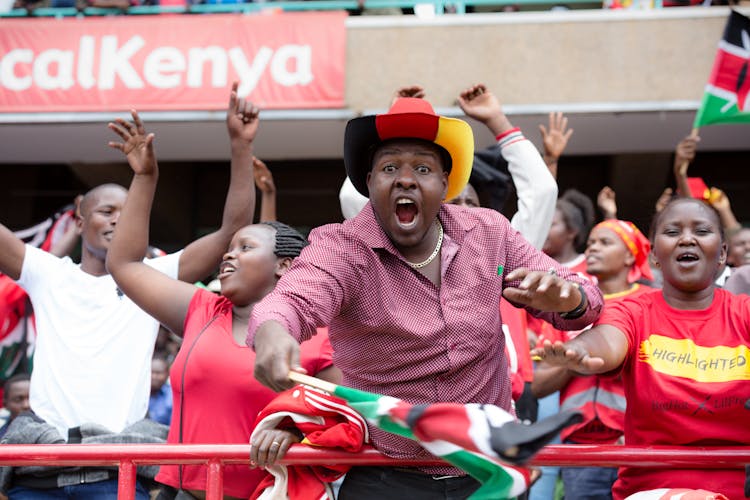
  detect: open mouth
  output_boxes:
[218,262,236,279]
[395,198,419,228]
[676,252,700,264]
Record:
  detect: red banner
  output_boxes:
[0,11,347,112]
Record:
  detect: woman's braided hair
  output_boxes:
[260,221,308,258]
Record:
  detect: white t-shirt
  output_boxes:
[17,245,182,439]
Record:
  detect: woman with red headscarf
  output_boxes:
[532,218,653,500]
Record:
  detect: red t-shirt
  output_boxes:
[597,288,750,500]
[156,289,334,498]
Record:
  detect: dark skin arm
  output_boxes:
[253,320,306,392]
[250,428,301,469]
[0,198,82,281]
[597,186,617,220]
[248,366,341,468]
[457,83,514,137]
[538,111,574,180]
[106,87,261,336]
[531,362,575,399]
[673,134,699,198]
[504,266,592,396]
[176,82,258,283]
[105,111,197,336]
[253,157,277,223]
[502,267,585,313]
[530,324,629,375]
[0,224,26,281]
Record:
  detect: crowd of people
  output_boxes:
[0,79,747,500]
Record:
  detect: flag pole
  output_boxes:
[288,370,338,394]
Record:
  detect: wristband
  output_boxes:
[560,282,587,320]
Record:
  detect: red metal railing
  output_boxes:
[0,444,748,500]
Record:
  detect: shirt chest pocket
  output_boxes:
[441,275,503,336]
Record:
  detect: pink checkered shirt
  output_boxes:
[248,203,602,474]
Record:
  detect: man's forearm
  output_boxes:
[108,172,157,270]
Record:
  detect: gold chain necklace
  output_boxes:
[406,221,443,269]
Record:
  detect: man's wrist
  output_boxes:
[560,283,587,320]
[484,114,513,137]
[230,138,253,150]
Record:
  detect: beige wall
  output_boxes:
[345,8,733,111]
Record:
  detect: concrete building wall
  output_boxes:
[344,9,728,110]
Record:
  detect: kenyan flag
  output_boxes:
[333,384,580,500]
[693,10,750,127]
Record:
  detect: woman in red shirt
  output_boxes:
[106,104,338,499]
[533,219,653,500]
[533,197,749,500]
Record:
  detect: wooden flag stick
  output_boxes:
[288,370,338,394]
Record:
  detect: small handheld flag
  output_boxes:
[693,10,750,128]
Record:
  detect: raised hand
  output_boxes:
[253,157,276,194]
[457,83,512,136]
[391,85,426,107]
[457,83,501,124]
[674,134,700,178]
[654,187,673,213]
[539,111,574,160]
[226,81,260,145]
[597,186,617,220]
[107,110,156,176]
[530,339,605,374]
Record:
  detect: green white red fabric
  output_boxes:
[250,385,368,500]
[693,10,750,127]
[332,384,580,500]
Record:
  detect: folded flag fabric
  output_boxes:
[250,385,368,500]
[329,383,581,500]
[693,10,750,128]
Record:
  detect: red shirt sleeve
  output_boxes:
[593,296,643,368]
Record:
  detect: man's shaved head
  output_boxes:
[78,184,127,218]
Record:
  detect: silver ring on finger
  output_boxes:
[547,267,557,276]
[270,441,281,448]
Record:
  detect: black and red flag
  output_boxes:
[694,10,750,127]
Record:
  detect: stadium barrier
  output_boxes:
[0,443,747,500]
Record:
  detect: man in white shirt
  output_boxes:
[0,84,259,499]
